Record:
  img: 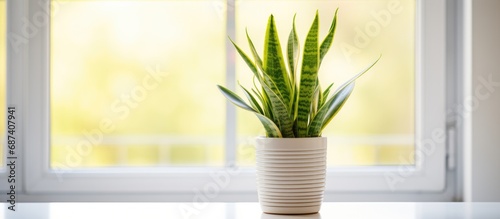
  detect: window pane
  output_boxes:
[50,0,226,168]
[236,0,415,166]
[0,0,5,168]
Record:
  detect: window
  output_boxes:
[51,0,415,169]
[19,0,446,200]
[235,0,415,166]
[0,0,5,169]
[50,0,226,168]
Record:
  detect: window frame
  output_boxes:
[5,0,447,200]
[0,0,22,191]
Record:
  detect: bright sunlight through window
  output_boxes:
[50,1,226,168]
[236,0,415,166]
[50,0,414,168]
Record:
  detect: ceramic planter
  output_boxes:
[255,137,327,214]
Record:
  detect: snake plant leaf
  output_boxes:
[260,91,276,122]
[229,38,261,80]
[252,88,267,116]
[297,11,320,137]
[319,8,338,65]
[333,55,381,95]
[308,56,380,137]
[218,85,282,137]
[261,83,295,137]
[251,78,267,115]
[220,11,379,138]
[217,85,256,112]
[257,84,276,121]
[251,78,268,115]
[311,84,321,119]
[307,83,355,137]
[264,15,292,106]
[317,84,323,110]
[246,30,265,75]
[255,113,282,138]
[320,83,355,131]
[247,30,285,103]
[287,14,300,89]
[239,83,264,115]
[287,15,300,115]
[321,83,334,105]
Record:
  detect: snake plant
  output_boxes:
[218,10,379,138]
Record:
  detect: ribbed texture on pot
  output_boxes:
[255,137,327,215]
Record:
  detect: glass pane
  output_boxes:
[0,0,5,168]
[236,0,415,166]
[50,0,226,168]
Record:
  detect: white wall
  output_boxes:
[466,0,500,202]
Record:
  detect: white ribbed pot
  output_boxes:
[255,137,327,215]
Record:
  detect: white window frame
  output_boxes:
[4,0,446,201]
[0,0,10,191]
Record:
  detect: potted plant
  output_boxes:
[218,10,379,215]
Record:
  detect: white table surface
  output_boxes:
[4,202,500,219]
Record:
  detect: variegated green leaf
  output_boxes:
[218,85,281,137]
[320,83,355,131]
[264,15,291,105]
[257,87,275,122]
[258,87,275,121]
[220,10,379,138]
[229,38,261,80]
[246,30,265,75]
[239,83,264,114]
[287,15,300,115]
[319,8,338,65]
[255,113,282,138]
[333,55,380,94]
[252,88,267,116]
[307,83,355,137]
[311,84,321,119]
[261,83,295,137]
[307,57,380,136]
[297,11,319,137]
[287,14,299,90]
[250,78,269,117]
[217,85,256,112]
[246,30,286,103]
[321,83,334,105]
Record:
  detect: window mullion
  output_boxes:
[225,0,237,167]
